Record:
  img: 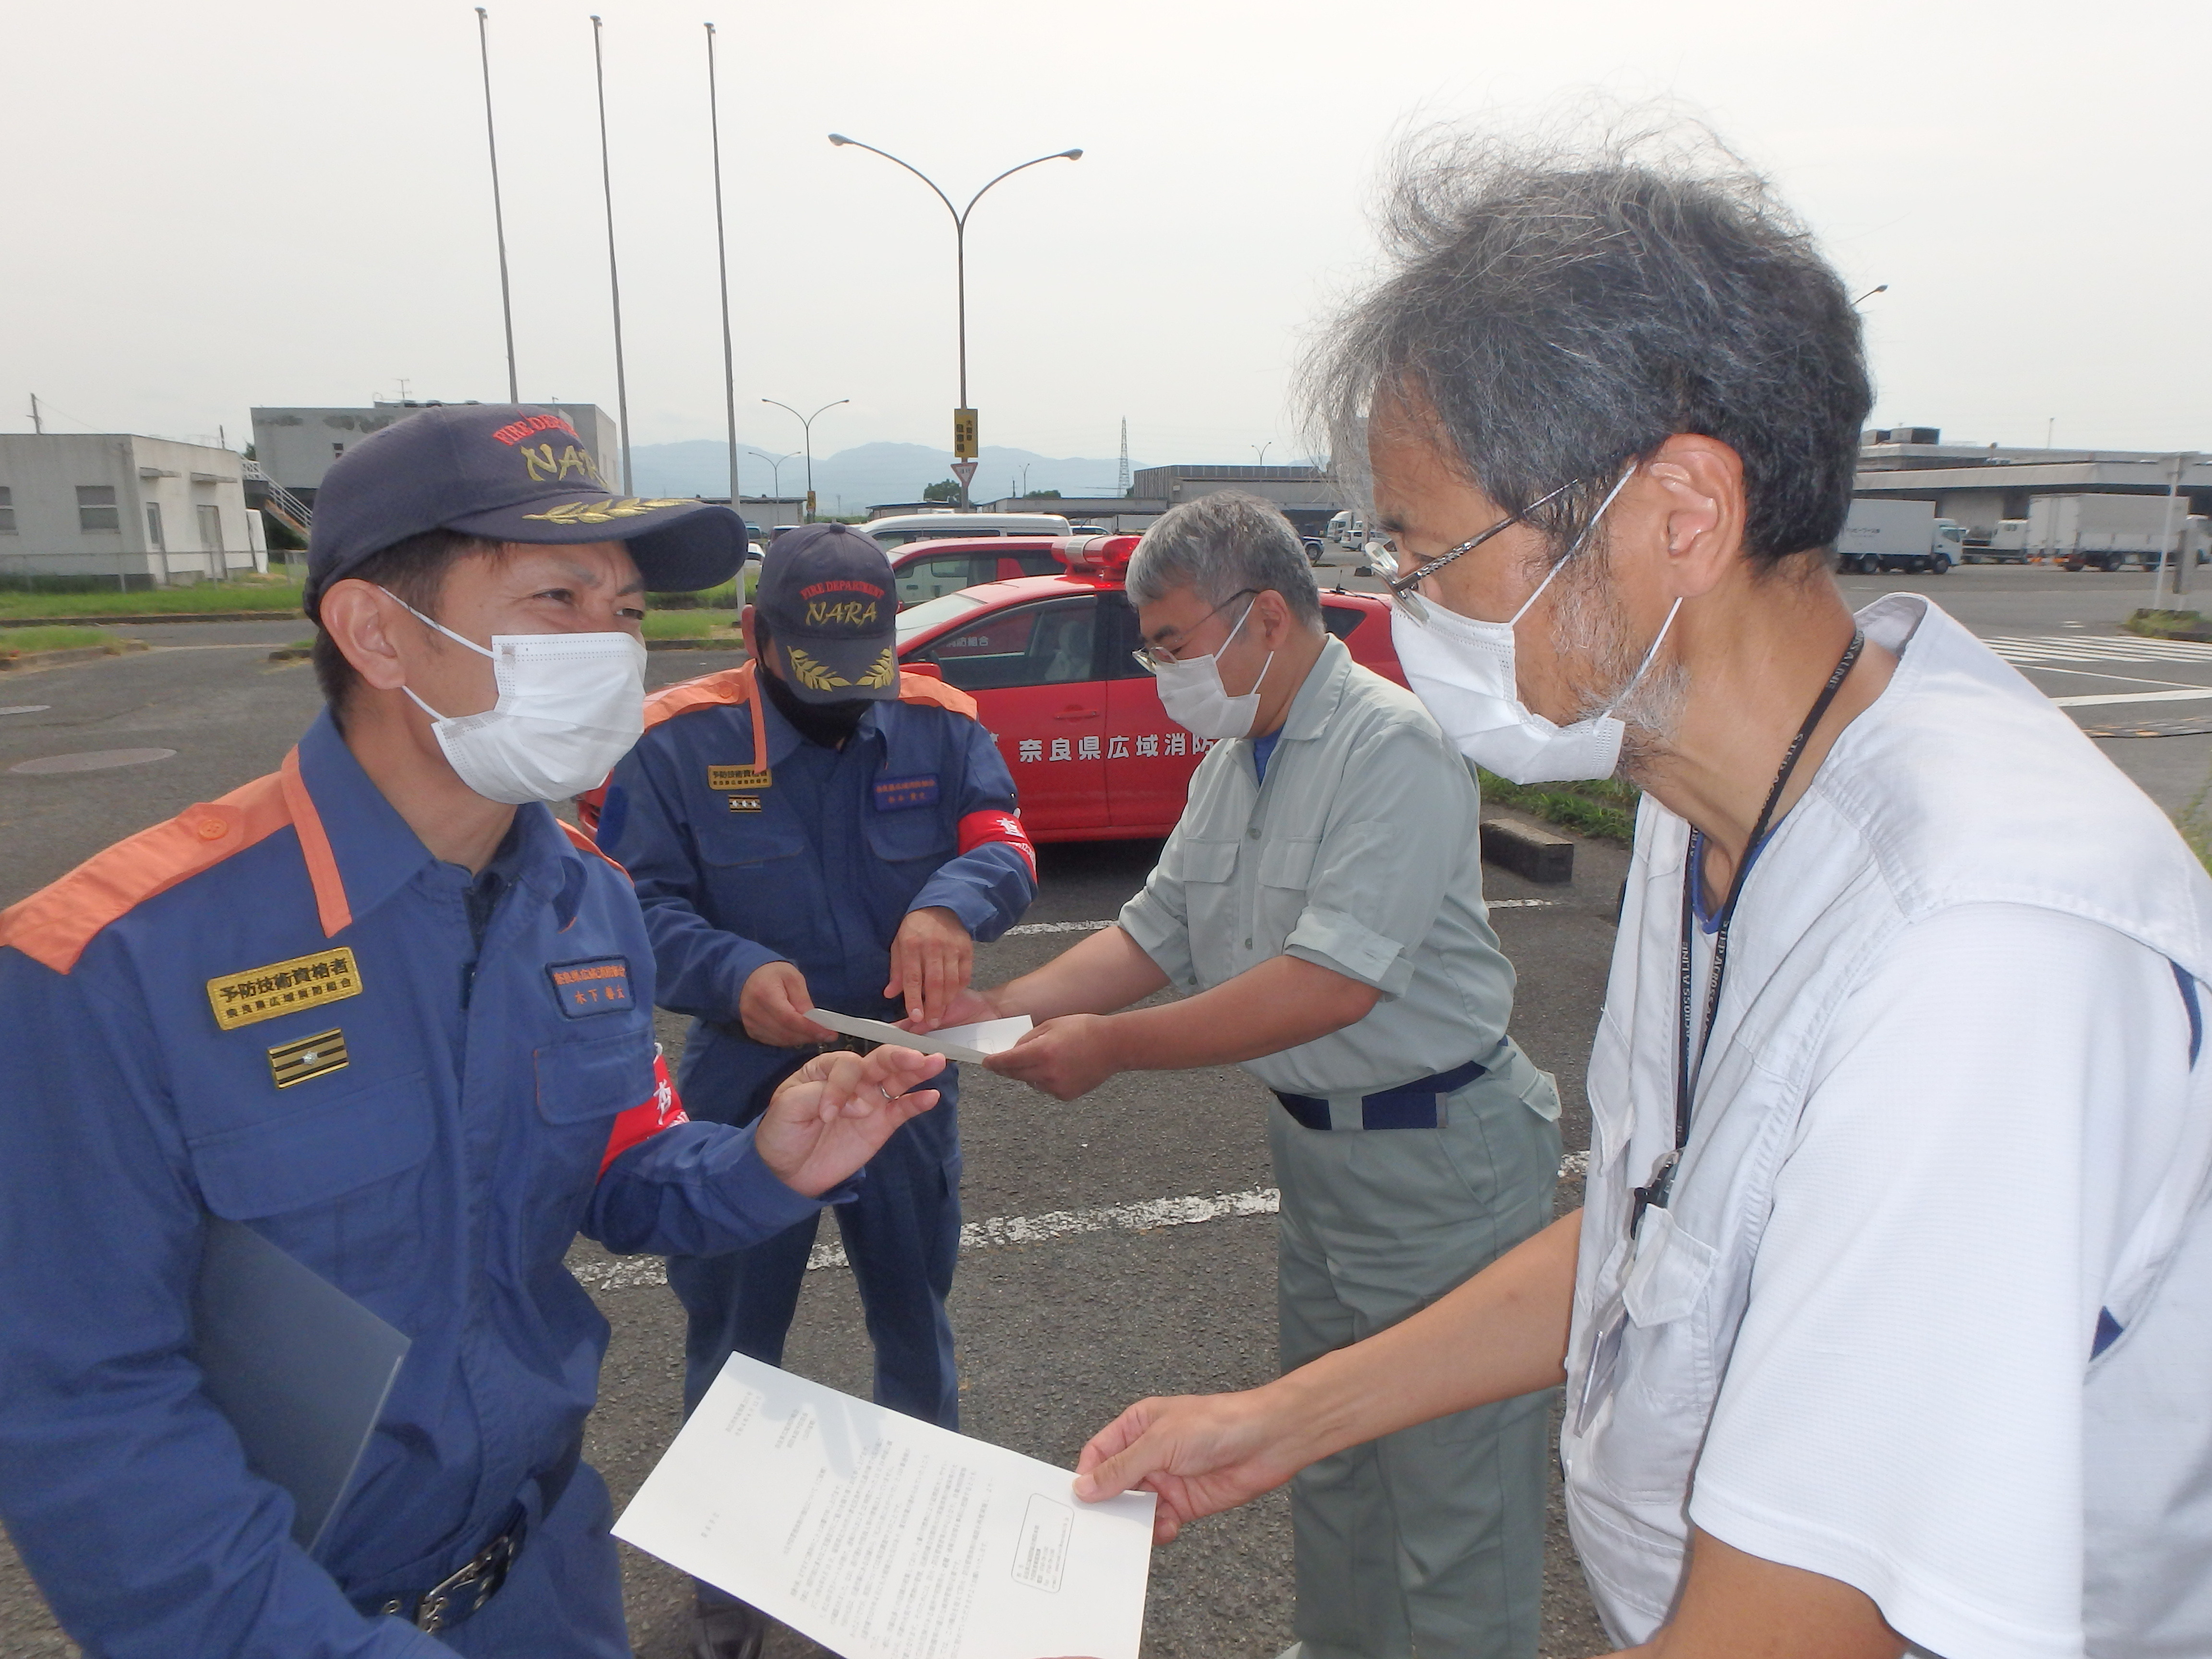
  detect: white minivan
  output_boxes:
[863,511,1073,552]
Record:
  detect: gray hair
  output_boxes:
[1126,491,1322,627]
[1305,118,1871,566]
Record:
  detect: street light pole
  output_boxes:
[827,135,1082,507]
[747,450,798,518]
[1252,443,1272,465]
[760,400,847,520]
[705,22,740,507]
[1851,284,1888,306]
[589,15,633,493]
[475,8,519,403]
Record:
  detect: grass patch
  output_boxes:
[0,572,305,619]
[1478,769,1641,843]
[2125,608,2212,641]
[642,609,737,641]
[1,625,120,654]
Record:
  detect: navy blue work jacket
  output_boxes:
[0,710,825,1658]
[595,670,1034,1117]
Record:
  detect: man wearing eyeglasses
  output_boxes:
[927,489,1562,1659]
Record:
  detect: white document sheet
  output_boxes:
[614,1353,1156,1659]
[806,1009,1033,1065]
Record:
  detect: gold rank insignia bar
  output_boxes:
[708,764,770,792]
[206,947,362,1031]
[266,1027,349,1089]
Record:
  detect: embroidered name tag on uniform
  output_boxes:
[548,956,633,1018]
[708,764,771,792]
[267,1027,349,1089]
[207,947,362,1031]
[728,796,762,813]
[874,774,940,812]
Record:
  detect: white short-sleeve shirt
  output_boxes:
[1562,596,2212,1658]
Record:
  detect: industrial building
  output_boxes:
[250,401,619,499]
[0,433,266,587]
[1853,429,2208,542]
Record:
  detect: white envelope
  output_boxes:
[615,1353,1156,1659]
[806,1009,1033,1065]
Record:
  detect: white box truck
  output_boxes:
[2030,495,2211,572]
[1835,500,1965,575]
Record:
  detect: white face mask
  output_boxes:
[1154,597,1275,740]
[1389,467,1680,785]
[384,591,648,805]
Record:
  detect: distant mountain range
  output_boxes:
[629,439,1139,513]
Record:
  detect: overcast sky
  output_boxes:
[5,0,2206,475]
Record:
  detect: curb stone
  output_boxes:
[0,640,150,672]
[0,610,299,628]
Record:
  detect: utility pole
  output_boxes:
[29,394,43,434]
[1118,417,1130,495]
[827,135,1082,507]
[590,15,634,493]
[706,22,740,507]
[2152,452,2200,607]
[475,8,520,403]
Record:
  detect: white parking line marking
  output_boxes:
[2020,664,2209,688]
[1488,899,1554,909]
[1983,634,2212,664]
[2052,687,2212,708]
[577,1154,1598,1291]
[1005,920,1115,936]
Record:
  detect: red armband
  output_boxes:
[599,1049,689,1177]
[957,807,1036,880]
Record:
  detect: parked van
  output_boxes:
[863,511,1073,552]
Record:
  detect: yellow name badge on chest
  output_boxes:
[267,1027,349,1089]
[707,765,770,793]
[206,947,362,1032]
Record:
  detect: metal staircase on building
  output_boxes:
[241,458,313,540]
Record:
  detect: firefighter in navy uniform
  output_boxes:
[590,524,1034,1659]
[0,407,950,1658]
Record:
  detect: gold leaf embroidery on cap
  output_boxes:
[855,648,896,690]
[520,497,693,526]
[785,647,851,693]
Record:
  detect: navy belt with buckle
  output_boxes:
[1274,1057,1488,1132]
[371,1439,579,1635]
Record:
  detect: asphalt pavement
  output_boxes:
[1,565,2207,1658]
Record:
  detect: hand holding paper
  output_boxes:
[616,1354,1155,1659]
[808,1008,1034,1065]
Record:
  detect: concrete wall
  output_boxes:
[252,402,618,493]
[0,434,264,584]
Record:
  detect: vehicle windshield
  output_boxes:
[895,590,990,647]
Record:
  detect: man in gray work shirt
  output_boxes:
[927,491,1560,1659]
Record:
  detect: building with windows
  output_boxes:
[1852,429,2210,540]
[250,401,618,499]
[0,434,266,587]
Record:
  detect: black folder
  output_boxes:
[191,1218,410,1554]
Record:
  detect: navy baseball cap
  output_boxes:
[754,525,898,703]
[302,404,744,619]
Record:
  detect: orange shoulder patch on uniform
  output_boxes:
[559,817,630,877]
[641,665,756,733]
[0,766,299,975]
[896,671,978,720]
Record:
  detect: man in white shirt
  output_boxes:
[1065,127,2212,1659]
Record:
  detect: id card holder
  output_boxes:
[1573,1287,1628,1438]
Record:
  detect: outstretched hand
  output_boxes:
[1071,1387,1303,1546]
[754,1046,946,1197]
